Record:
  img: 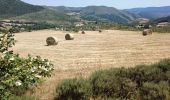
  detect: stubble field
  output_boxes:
[13,30,170,99]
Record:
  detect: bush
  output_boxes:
[55,59,170,100]
[157,59,170,72]
[90,69,137,99]
[9,95,38,100]
[140,81,170,100]
[9,27,20,33]
[73,28,79,33]
[98,30,102,33]
[0,28,54,99]
[56,78,91,100]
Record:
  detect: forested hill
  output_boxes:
[0,0,44,18]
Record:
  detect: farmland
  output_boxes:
[12,30,170,99]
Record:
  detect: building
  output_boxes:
[157,22,169,27]
[74,22,84,27]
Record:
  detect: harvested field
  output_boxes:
[13,30,170,99]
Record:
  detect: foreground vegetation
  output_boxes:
[56,59,170,100]
[0,28,54,99]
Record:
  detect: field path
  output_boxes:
[13,30,170,99]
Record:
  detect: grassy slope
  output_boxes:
[0,0,44,18]
[0,0,78,24]
[153,16,170,23]
[80,6,140,23]
[10,9,78,24]
[48,6,140,23]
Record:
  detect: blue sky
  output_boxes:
[21,0,170,9]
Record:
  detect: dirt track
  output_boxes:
[13,30,170,99]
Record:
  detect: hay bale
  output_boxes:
[143,29,152,36]
[82,31,85,34]
[46,37,58,46]
[65,33,74,40]
[99,30,102,33]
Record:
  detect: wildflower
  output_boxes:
[29,62,32,64]
[47,62,50,66]
[9,57,14,61]
[42,67,48,71]
[1,54,5,58]
[15,80,22,86]
[38,66,42,68]
[35,74,42,79]
[31,69,35,72]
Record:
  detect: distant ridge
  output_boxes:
[49,6,140,23]
[154,16,170,23]
[1,0,170,24]
[126,6,170,19]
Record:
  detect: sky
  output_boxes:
[21,0,170,9]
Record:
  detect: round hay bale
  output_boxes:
[65,33,74,40]
[99,30,102,33]
[143,29,152,36]
[82,31,85,34]
[46,37,58,46]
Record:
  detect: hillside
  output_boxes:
[0,0,77,24]
[126,6,170,19]
[81,6,140,23]
[0,0,44,18]
[1,0,170,24]
[0,0,140,24]
[49,6,140,23]
[153,16,170,23]
[48,6,82,13]
[10,9,76,24]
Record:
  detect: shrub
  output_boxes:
[0,28,54,99]
[140,81,170,100]
[55,59,170,100]
[99,30,102,33]
[0,52,54,99]
[90,69,137,99]
[9,95,38,100]
[56,78,91,100]
[9,27,20,33]
[73,28,79,33]
[127,61,170,84]
[157,59,170,72]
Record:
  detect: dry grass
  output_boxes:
[13,30,170,99]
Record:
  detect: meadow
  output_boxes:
[11,29,170,99]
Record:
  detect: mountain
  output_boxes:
[48,6,82,13]
[0,0,44,18]
[0,0,76,24]
[49,6,140,23]
[126,6,170,19]
[0,0,140,24]
[1,0,170,24]
[10,9,76,24]
[153,16,170,23]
